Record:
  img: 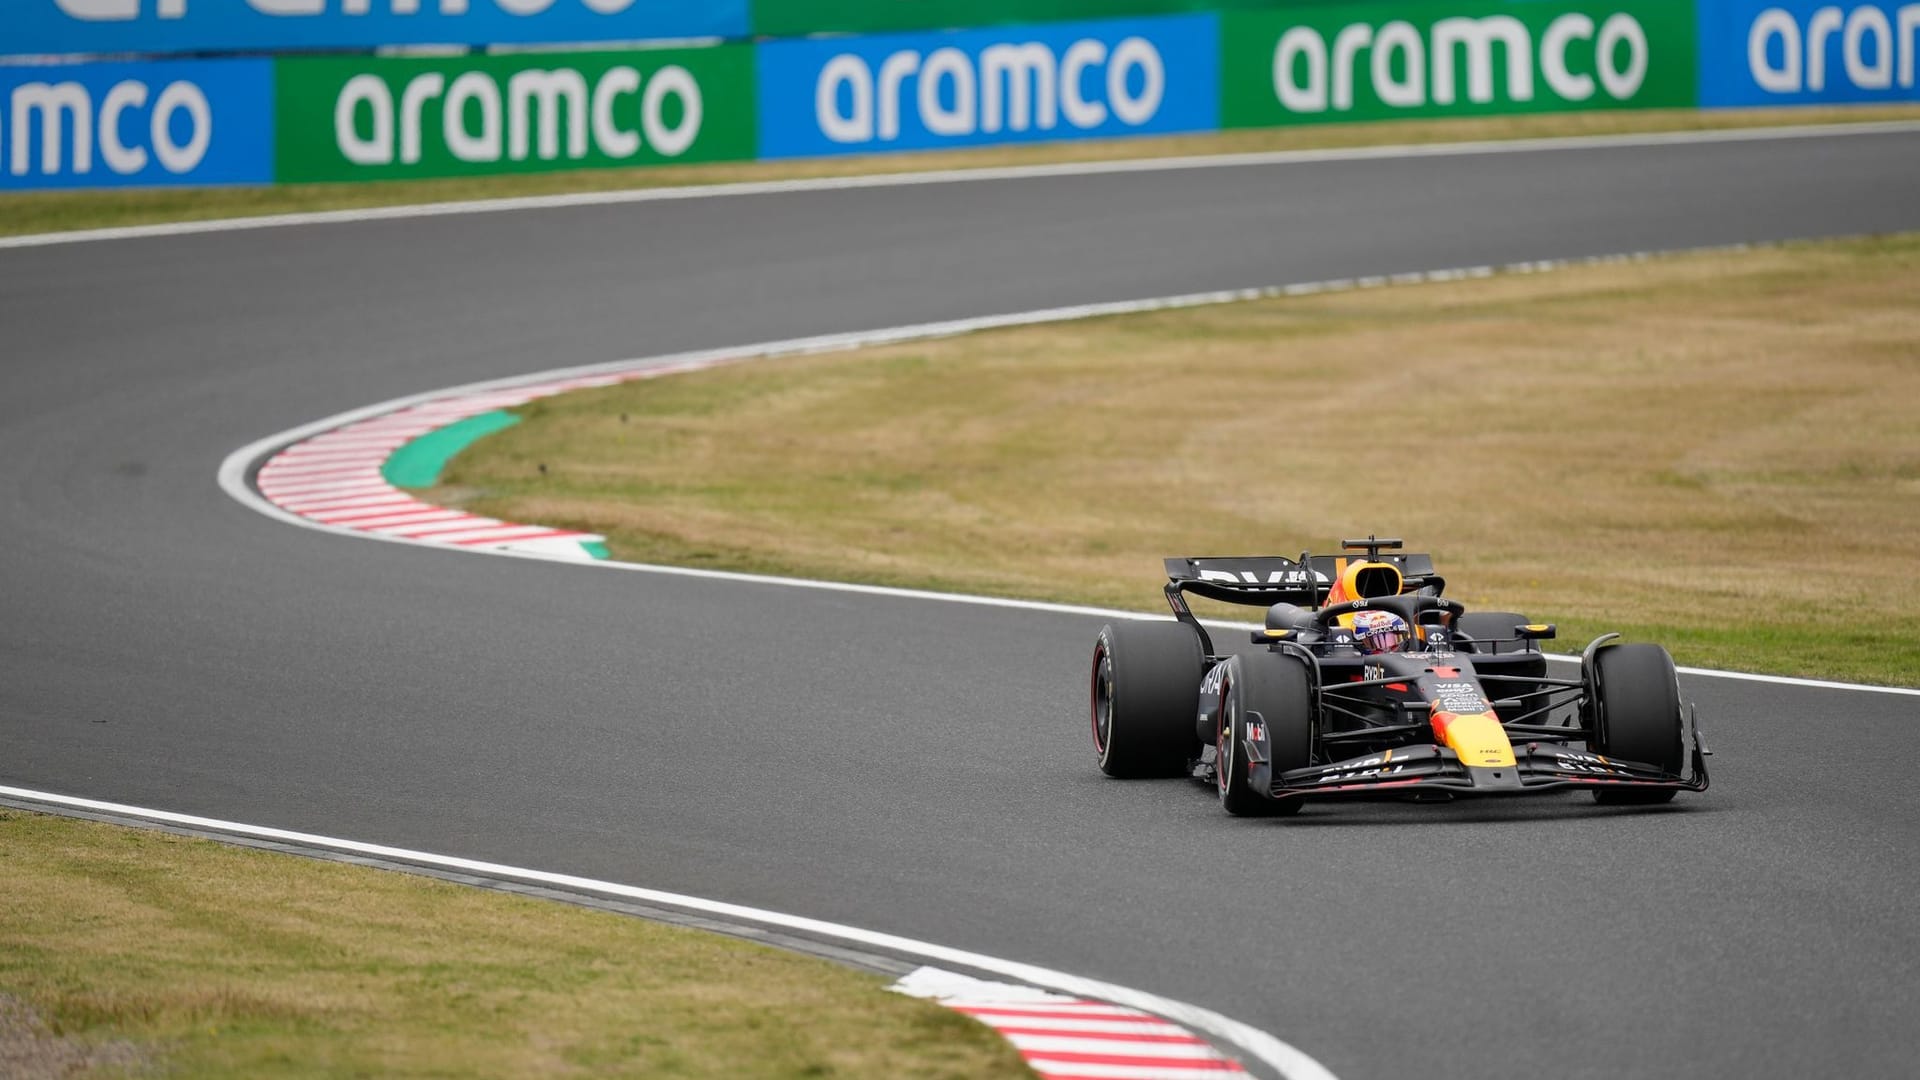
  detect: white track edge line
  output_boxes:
[217,248,1920,699]
[0,784,1332,1080]
[9,119,1920,251]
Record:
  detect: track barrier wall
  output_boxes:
[1697,1,1920,106]
[9,1,751,58]
[0,58,273,190]
[747,0,1316,37]
[1222,2,1697,127]
[276,46,756,183]
[757,15,1220,158]
[1,2,1916,192]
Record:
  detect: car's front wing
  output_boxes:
[1269,730,1710,801]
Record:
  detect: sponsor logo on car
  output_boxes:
[1317,762,1406,783]
[1433,680,1490,713]
[1197,567,1323,585]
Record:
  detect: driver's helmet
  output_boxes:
[1352,610,1411,655]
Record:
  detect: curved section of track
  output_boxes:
[5,128,1919,1079]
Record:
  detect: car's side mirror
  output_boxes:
[1519,623,1557,640]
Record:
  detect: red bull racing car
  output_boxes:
[1089,538,1710,816]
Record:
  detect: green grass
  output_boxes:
[5,105,1920,237]
[0,810,1035,1079]
[435,235,1920,687]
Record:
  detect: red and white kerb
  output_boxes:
[893,967,1249,1080]
[254,365,710,561]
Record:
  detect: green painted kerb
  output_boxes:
[383,410,521,489]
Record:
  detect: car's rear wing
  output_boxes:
[1162,552,1441,609]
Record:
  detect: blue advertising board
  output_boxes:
[1699,0,1920,106]
[757,14,1220,159]
[5,0,748,59]
[0,58,272,190]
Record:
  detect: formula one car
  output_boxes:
[1089,537,1709,816]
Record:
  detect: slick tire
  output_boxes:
[1091,621,1206,778]
[1216,654,1312,818]
[1456,611,1530,655]
[1586,643,1685,805]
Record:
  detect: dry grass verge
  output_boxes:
[4,105,1919,238]
[0,810,1034,1080]
[440,234,1920,686]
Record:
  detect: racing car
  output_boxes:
[1089,537,1709,816]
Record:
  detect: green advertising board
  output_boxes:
[1221,1,1695,128]
[751,0,1308,37]
[276,46,754,183]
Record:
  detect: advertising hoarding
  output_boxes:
[7,0,749,60]
[751,0,1287,37]
[0,57,272,190]
[275,45,755,182]
[757,14,1219,158]
[1221,1,1696,127]
[1698,0,1920,106]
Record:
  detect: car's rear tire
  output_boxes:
[1091,621,1206,778]
[1586,643,1685,805]
[1217,654,1312,817]
[1456,611,1529,654]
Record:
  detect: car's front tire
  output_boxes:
[1216,654,1312,817]
[1585,643,1685,805]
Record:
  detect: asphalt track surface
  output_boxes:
[4,129,1919,1079]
